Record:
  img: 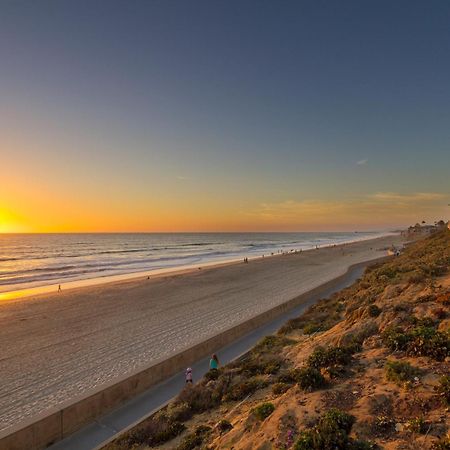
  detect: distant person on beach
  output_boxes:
[209,354,219,370]
[185,367,193,384]
[58,285,61,292]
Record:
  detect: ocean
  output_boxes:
[0,232,389,293]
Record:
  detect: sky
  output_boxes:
[0,0,449,232]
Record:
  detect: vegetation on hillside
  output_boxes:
[105,229,450,450]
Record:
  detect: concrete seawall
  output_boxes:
[0,257,388,450]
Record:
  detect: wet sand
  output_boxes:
[0,234,403,432]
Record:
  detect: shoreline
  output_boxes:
[0,232,396,301]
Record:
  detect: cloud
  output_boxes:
[370,192,445,202]
[356,159,368,165]
[176,176,189,181]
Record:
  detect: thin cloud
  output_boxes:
[370,192,445,202]
[356,159,368,166]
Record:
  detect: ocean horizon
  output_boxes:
[0,231,393,293]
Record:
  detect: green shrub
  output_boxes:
[374,415,395,431]
[176,384,219,413]
[294,430,315,449]
[294,409,359,449]
[385,360,419,384]
[435,375,450,406]
[272,382,291,395]
[204,368,221,381]
[252,335,295,353]
[405,417,427,434]
[382,325,449,361]
[296,366,326,391]
[408,326,449,361]
[382,327,410,351]
[176,425,211,450]
[303,322,323,334]
[238,355,283,376]
[276,368,300,384]
[166,402,193,422]
[368,304,381,317]
[223,377,267,401]
[252,402,275,421]
[216,419,233,434]
[307,345,354,369]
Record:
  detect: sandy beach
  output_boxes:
[0,234,404,432]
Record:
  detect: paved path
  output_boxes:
[49,264,366,450]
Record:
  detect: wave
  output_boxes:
[0,232,387,290]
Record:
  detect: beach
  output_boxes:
[0,234,404,433]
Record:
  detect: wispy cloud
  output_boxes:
[356,159,368,166]
[176,175,189,181]
[370,192,445,202]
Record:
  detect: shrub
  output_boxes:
[272,382,291,395]
[176,384,218,413]
[176,425,211,450]
[374,415,395,431]
[252,402,275,421]
[368,304,381,317]
[204,368,221,381]
[435,375,450,406]
[382,325,449,361]
[307,345,354,369]
[294,430,315,449]
[239,355,283,376]
[405,417,427,434]
[276,368,301,384]
[252,335,295,353]
[216,419,233,434]
[294,409,359,450]
[382,327,410,351]
[166,402,193,422]
[223,377,267,401]
[408,326,449,361]
[296,366,326,391]
[385,360,419,384]
[303,322,323,334]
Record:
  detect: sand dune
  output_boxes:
[0,235,403,431]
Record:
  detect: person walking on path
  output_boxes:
[209,354,219,371]
[185,367,193,384]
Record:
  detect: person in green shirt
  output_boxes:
[209,353,219,370]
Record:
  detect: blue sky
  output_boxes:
[0,1,449,231]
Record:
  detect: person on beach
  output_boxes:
[185,367,193,384]
[58,285,61,292]
[209,354,219,371]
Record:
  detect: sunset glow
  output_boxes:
[0,1,448,233]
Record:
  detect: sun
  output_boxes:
[0,208,29,233]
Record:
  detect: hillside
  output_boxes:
[105,230,450,450]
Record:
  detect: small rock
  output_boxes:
[395,423,404,432]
